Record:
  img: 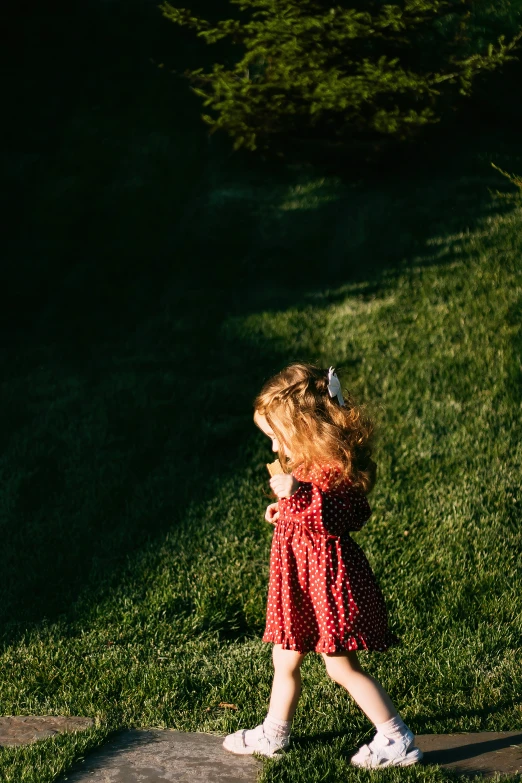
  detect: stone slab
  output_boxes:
[416,732,522,777]
[0,716,94,747]
[57,729,259,783]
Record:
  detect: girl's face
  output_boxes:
[254,412,292,459]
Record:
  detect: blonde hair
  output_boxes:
[254,363,376,493]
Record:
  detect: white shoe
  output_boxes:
[351,728,423,768]
[223,724,290,758]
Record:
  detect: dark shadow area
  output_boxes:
[1,0,521,647]
[289,729,350,749]
[417,732,522,778]
[421,732,522,763]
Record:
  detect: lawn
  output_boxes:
[1,6,521,780]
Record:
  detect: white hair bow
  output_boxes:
[327,367,345,406]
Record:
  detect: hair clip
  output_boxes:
[327,367,345,406]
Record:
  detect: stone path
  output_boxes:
[57,729,522,782]
[1,718,521,780]
[0,716,94,746]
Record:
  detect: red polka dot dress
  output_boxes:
[262,463,398,654]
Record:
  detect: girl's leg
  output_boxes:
[223,645,305,757]
[268,644,306,721]
[321,650,396,725]
[321,651,422,768]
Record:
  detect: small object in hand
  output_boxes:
[267,459,284,477]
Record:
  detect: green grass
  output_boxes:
[2,6,522,779]
[1,159,521,781]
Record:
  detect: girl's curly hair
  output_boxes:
[254,363,376,494]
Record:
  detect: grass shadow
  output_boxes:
[1,0,521,649]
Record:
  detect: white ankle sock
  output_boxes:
[263,713,292,741]
[374,716,409,742]
[243,713,291,747]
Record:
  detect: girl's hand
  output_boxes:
[265,502,280,525]
[269,474,300,499]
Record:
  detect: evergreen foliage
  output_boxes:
[161,0,522,151]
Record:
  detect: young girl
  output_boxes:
[223,363,422,768]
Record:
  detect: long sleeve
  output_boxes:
[278,465,371,535]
